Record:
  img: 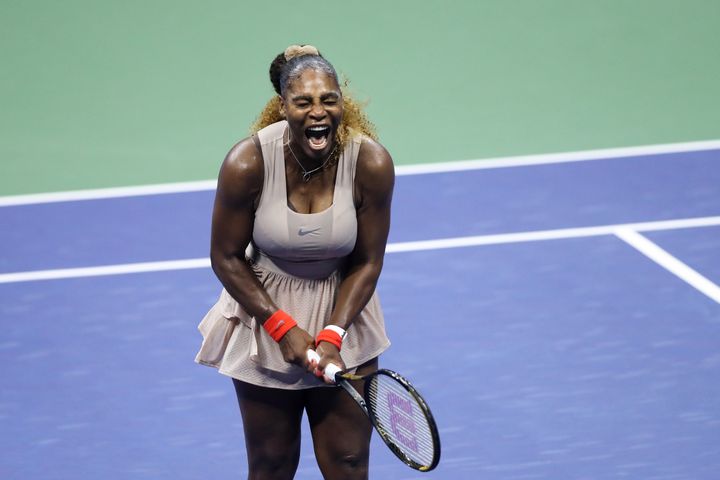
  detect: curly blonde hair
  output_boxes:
[250,47,378,152]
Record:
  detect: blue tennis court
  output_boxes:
[1,145,719,479]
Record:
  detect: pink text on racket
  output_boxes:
[387,391,419,452]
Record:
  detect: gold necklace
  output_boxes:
[285,136,337,182]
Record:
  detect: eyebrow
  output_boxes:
[291,92,341,102]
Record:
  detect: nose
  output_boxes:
[309,102,326,120]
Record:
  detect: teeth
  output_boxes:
[308,126,329,131]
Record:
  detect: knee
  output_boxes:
[247,443,300,479]
[337,451,369,473]
[319,446,370,478]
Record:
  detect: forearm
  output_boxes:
[212,251,315,367]
[211,252,277,323]
[329,261,383,329]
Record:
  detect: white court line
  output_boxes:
[385,216,720,252]
[615,228,720,304]
[1,139,719,207]
[0,180,218,207]
[2,216,719,285]
[0,259,211,284]
[394,139,720,175]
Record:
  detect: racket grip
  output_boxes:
[306,349,341,383]
[323,363,341,383]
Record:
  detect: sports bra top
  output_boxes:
[249,120,362,279]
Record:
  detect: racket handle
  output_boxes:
[305,349,342,383]
[323,362,342,383]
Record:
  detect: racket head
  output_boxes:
[363,369,441,471]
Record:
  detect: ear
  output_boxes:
[278,95,286,118]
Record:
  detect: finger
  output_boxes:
[307,349,320,362]
[305,349,318,371]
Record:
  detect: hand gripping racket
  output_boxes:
[307,350,441,472]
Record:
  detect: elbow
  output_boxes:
[209,247,221,270]
[353,258,384,284]
[369,259,384,280]
[209,248,233,279]
[210,255,222,278]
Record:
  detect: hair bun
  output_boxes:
[284,44,319,60]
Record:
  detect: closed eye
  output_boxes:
[291,95,313,108]
[321,93,340,104]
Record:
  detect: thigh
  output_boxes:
[305,358,378,480]
[233,379,306,480]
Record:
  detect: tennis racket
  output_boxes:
[307,350,441,472]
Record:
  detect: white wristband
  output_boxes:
[324,324,347,339]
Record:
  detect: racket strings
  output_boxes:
[366,374,436,467]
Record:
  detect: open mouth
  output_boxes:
[305,125,331,150]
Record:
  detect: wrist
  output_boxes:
[263,310,297,342]
[315,325,346,351]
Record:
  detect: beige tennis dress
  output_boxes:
[195,120,390,389]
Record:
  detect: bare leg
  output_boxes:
[233,379,305,480]
[305,358,378,480]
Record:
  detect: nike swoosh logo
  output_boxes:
[298,227,321,236]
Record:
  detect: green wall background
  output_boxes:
[2,0,719,195]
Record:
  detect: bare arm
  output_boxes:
[315,138,395,370]
[210,138,314,366]
[210,139,274,319]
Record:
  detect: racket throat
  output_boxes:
[338,380,369,414]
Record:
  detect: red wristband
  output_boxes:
[263,310,297,342]
[315,328,343,351]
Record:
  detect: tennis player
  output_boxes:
[195,44,394,479]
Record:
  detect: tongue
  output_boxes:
[308,135,328,150]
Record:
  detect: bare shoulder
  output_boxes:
[354,137,394,208]
[220,137,263,183]
[217,137,263,206]
[356,137,395,196]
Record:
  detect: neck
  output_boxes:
[285,135,337,183]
